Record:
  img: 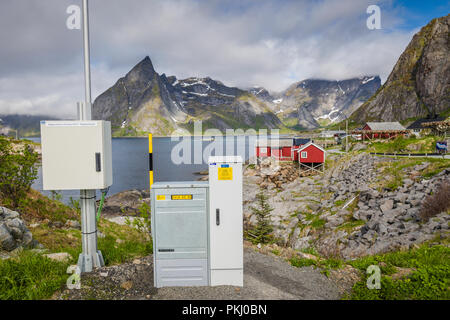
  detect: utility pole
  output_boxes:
[345,119,349,153]
[77,0,104,273]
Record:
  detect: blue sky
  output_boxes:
[387,0,449,30]
[0,0,448,117]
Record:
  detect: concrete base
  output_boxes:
[210,269,243,287]
[77,250,104,273]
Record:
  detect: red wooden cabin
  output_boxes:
[256,139,293,161]
[271,145,292,161]
[358,122,407,140]
[297,142,325,163]
[256,138,312,161]
[256,145,271,157]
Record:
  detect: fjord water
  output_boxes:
[30,136,262,203]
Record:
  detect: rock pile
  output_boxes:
[343,168,450,258]
[243,152,450,260]
[0,206,36,252]
[245,159,300,189]
[101,189,150,216]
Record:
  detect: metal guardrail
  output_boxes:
[370,152,446,157]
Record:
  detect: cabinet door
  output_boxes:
[154,187,208,260]
[208,163,243,269]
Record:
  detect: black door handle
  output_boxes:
[216,209,220,226]
[95,152,101,172]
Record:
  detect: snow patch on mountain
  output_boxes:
[362,76,376,84]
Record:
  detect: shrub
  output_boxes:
[0,137,39,208]
[246,190,274,245]
[125,201,151,235]
[69,196,81,214]
[419,182,450,221]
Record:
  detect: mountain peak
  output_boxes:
[350,14,450,123]
[125,56,156,83]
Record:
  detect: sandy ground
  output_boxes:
[54,247,343,300]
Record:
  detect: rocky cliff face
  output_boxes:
[351,14,450,123]
[93,56,282,135]
[271,77,381,130]
[92,57,185,136]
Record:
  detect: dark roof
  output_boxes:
[293,138,311,146]
[407,117,445,130]
[256,138,292,147]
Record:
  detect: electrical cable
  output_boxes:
[96,186,110,222]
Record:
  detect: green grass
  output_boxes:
[300,247,319,256]
[311,218,326,229]
[336,219,366,232]
[98,232,153,266]
[0,251,70,300]
[301,212,326,229]
[289,256,316,268]
[289,254,345,278]
[1,219,153,300]
[9,189,79,225]
[347,241,450,300]
[32,219,153,266]
[271,249,281,256]
[367,136,438,154]
[421,158,450,178]
[376,157,450,191]
[0,189,153,300]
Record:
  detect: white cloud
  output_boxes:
[0,0,423,117]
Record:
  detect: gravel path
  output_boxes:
[55,248,341,300]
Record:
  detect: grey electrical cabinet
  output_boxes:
[151,181,209,288]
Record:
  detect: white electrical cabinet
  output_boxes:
[40,120,113,190]
[208,156,243,287]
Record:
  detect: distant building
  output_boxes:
[355,122,407,140]
[255,137,311,161]
[297,142,326,173]
[297,142,325,164]
[320,130,345,138]
[407,117,445,135]
[0,126,11,136]
[363,122,406,131]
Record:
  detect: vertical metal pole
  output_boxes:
[77,0,104,273]
[82,0,92,118]
[345,120,348,153]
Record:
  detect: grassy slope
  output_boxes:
[0,190,152,300]
[263,149,450,299]
[366,136,440,154]
[347,237,450,300]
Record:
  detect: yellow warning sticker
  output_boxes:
[156,195,166,200]
[218,167,233,180]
